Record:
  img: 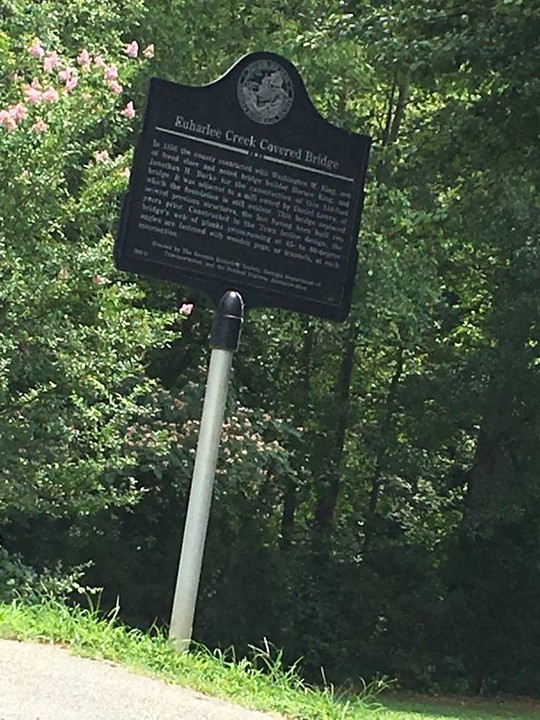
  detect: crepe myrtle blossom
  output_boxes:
[32,118,48,133]
[9,103,28,123]
[77,49,92,70]
[107,80,123,94]
[0,110,17,131]
[94,149,110,163]
[43,51,61,73]
[24,85,43,105]
[143,44,155,59]
[42,87,59,102]
[65,76,78,92]
[104,64,118,81]
[180,303,194,317]
[120,101,135,119]
[94,55,106,68]
[57,68,78,93]
[58,68,73,83]
[28,38,45,59]
[125,41,139,58]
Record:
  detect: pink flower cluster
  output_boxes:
[77,49,91,70]
[33,119,48,133]
[120,101,135,119]
[28,38,45,59]
[43,51,61,73]
[22,79,60,105]
[0,37,152,135]
[124,41,154,59]
[94,149,110,163]
[58,67,78,92]
[125,41,139,58]
[0,105,26,131]
[0,102,48,133]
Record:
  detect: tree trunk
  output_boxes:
[312,322,358,534]
[362,344,405,552]
[382,72,398,145]
[280,321,315,549]
[386,69,411,145]
[459,417,502,546]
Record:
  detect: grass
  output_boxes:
[0,597,381,720]
[379,694,540,720]
[0,598,538,720]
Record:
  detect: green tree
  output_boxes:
[0,0,175,520]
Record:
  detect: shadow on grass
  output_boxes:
[379,692,540,720]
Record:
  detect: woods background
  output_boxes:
[0,0,539,696]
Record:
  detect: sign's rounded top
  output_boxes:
[212,51,325,130]
[236,57,295,126]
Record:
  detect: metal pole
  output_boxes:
[169,290,244,652]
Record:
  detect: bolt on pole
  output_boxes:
[169,290,244,652]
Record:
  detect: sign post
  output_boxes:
[168,291,243,650]
[115,51,371,651]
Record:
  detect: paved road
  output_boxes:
[0,639,285,720]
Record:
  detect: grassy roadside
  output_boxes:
[0,599,537,720]
[0,598,381,720]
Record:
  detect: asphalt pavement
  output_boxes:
[0,639,284,720]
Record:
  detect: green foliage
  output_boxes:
[1,0,539,701]
[0,545,95,603]
[0,1,174,519]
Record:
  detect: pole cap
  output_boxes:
[210,291,244,351]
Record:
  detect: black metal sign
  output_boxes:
[115,52,371,321]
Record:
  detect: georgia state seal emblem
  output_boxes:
[237,59,294,125]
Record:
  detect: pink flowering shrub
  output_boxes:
[121,380,298,501]
[0,4,172,520]
[0,34,147,140]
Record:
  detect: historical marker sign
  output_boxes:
[115,51,371,321]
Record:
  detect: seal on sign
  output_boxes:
[237,59,294,125]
